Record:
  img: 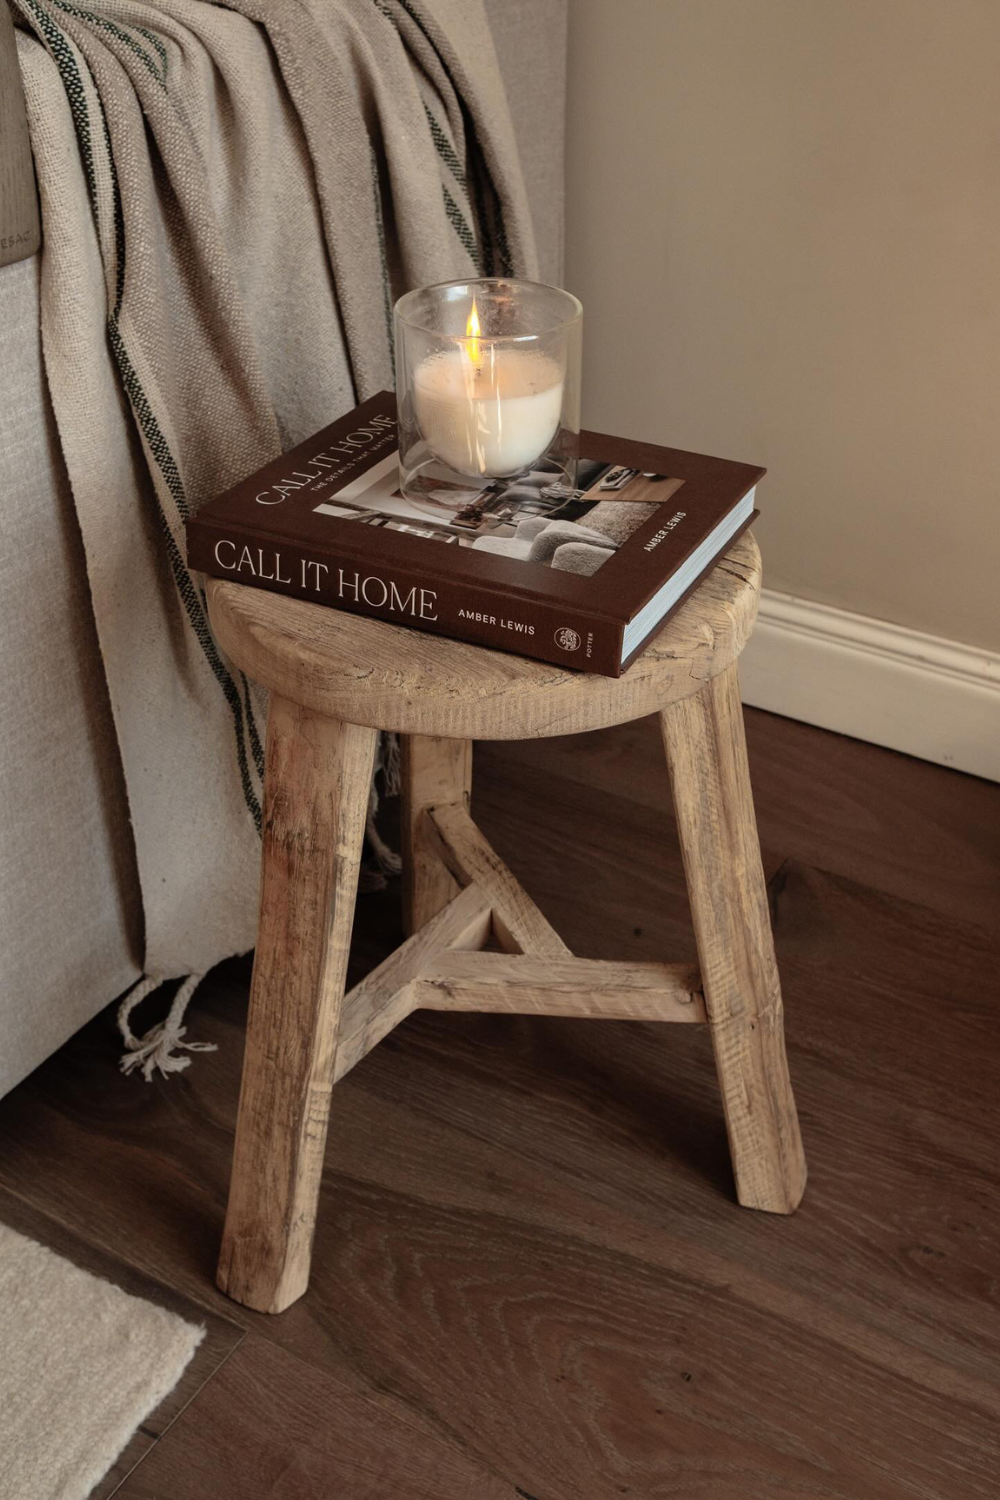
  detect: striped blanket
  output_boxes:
[12,0,536,1075]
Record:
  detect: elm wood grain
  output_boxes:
[413,951,706,1022]
[333,881,492,1084]
[426,799,572,957]
[217,697,377,1314]
[115,1332,516,1500]
[0,857,998,1496]
[401,733,472,935]
[0,1185,244,1500]
[483,704,1000,931]
[661,667,806,1215]
[344,930,706,1059]
[659,675,809,1212]
[0,3,41,268]
[204,531,762,740]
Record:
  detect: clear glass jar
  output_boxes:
[394,278,582,514]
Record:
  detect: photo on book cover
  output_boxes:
[312,453,686,579]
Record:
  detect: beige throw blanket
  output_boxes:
[12,0,536,1075]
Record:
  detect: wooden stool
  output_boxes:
[206,530,806,1314]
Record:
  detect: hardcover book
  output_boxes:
[186,392,763,678]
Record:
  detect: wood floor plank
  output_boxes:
[0,721,996,1498]
[477,707,1000,929]
[115,1332,515,1499]
[329,864,1000,1392]
[473,756,784,966]
[744,710,1000,928]
[274,1175,996,1500]
[0,863,997,1497]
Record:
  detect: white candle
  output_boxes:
[413,340,563,479]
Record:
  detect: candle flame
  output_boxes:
[465,297,481,366]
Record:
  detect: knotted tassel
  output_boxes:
[118,972,217,1082]
[365,814,403,882]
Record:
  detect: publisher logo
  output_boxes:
[554,626,581,652]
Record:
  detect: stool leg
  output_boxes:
[660,664,806,1213]
[401,734,472,935]
[217,695,377,1312]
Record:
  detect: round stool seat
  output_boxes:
[206,532,760,741]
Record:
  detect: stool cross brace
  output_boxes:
[334,803,708,1095]
[217,684,806,1316]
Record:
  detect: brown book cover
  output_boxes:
[186,392,763,677]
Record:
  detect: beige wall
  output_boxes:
[565,0,1000,650]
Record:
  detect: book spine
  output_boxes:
[187,521,626,677]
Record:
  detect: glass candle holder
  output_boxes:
[394,278,582,514]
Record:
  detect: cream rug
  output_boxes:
[0,1224,203,1500]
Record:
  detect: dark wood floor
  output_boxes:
[1,708,998,1498]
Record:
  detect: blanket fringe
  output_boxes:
[118,732,402,1067]
[360,732,403,891]
[118,972,216,1082]
[381,730,402,797]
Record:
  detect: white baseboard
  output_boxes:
[739,591,1000,782]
